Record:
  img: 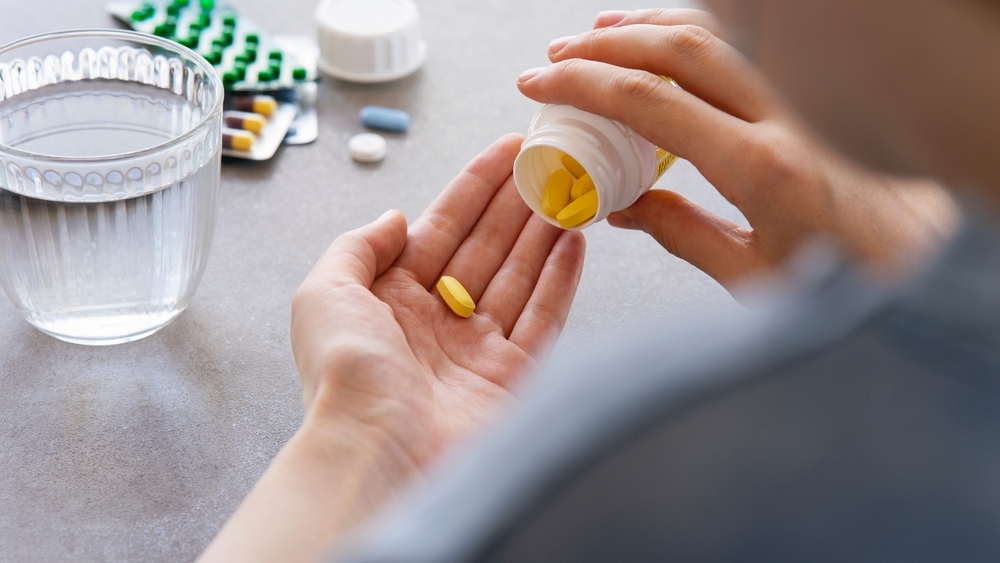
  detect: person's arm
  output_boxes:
[199,135,586,562]
[518,9,959,290]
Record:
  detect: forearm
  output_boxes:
[198,413,418,563]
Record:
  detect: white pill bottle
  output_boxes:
[513,104,679,230]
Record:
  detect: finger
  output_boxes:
[305,209,408,289]
[437,176,533,302]
[518,59,751,191]
[508,230,586,360]
[477,215,566,337]
[594,9,725,37]
[395,133,524,288]
[549,24,779,123]
[609,189,767,288]
[593,10,629,29]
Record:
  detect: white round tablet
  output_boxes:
[349,132,388,163]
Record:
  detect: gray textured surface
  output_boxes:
[0,0,746,560]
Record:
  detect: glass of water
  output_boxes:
[0,30,223,345]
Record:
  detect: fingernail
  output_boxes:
[517,67,544,84]
[607,212,639,230]
[547,35,574,56]
[594,10,629,28]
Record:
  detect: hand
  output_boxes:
[200,135,586,563]
[292,133,585,464]
[518,9,958,290]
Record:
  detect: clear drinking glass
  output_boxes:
[0,30,223,345]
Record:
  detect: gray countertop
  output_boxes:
[0,0,746,560]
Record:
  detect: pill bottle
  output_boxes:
[513,104,679,230]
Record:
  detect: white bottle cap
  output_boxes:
[315,0,427,83]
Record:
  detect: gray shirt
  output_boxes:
[335,220,1000,563]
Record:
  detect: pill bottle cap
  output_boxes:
[315,0,427,83]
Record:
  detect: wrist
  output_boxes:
[300,403,424,508]
[302,346,438,465]
[198,405,423,563]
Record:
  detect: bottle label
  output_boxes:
[654,147,679,182]
[651,76,681,183]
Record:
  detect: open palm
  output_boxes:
[291,134,586,469]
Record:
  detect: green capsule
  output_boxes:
[166,3,181,15]
[244,32,259,45]
[234,61,247,79]
[220,31,234,45]
[257,69,274,82]
[234,53,250,65]
[268,49,282,61]
[292,66,307,80]
[199,0,214,10]
[222,13,236,26]
[132,4,155,21]
[244,46,257,62]
[197,13,211,28]
[176,0,189,5]
[269,62,281,78]
[203,49,222,65]
[222,70,238,88]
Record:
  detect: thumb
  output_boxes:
[310,209,409,288]
[608,190,767,288]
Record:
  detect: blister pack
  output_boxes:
[108,0,319,159]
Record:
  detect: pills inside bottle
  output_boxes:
[539,154,601,228]
[513,104,679,230]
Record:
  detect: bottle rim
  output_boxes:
[0,29,223,164]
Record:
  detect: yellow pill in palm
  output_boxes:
[541,168,574,218]
[437,276,476,318]
[570,172,595,201]
[556,189,599,229]
[559,153,587,179]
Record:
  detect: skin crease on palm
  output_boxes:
[199,2,1000,562]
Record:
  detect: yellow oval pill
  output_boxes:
[556,188,599,229]
[559,153,587,179]
[570,172,595,201]
[541,168,574,218]
[437,276,476,318]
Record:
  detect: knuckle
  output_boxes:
[560,57,591,79]
[747,129,809,190]
[651,220,681,257]
[577,28,603,55]
[663,24,716,58]
[647,203,685,256]
[617,70,665,107]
